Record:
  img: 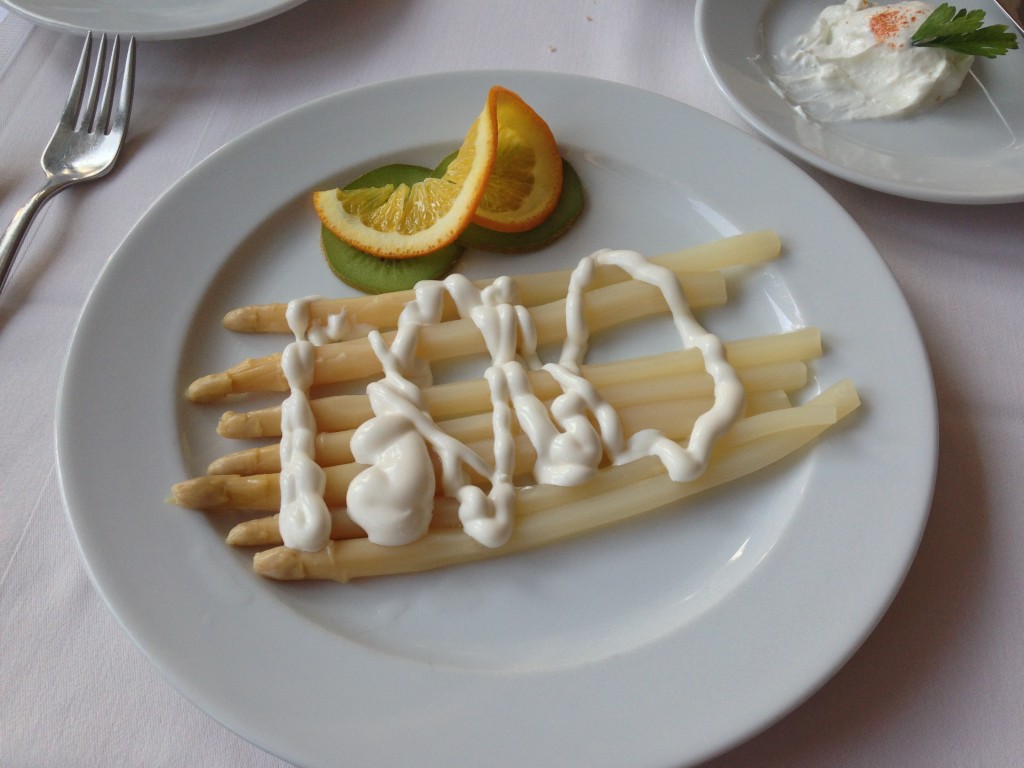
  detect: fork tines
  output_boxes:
[63,32,136,137]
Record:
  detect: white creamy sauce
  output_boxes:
[774,0,974,121]
[277,299,355,551]
[278,250,746,552]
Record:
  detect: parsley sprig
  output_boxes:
[911,3,1019,58]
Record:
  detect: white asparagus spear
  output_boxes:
[215,328,821,439]
[251,380,859,582]
[223,388,795,548]
[175,395,715,511]
[221,230,781,334]
[207,361,807,476]
[187,269,728,403]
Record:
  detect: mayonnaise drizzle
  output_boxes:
[277,298,361,551]
[340,249,746,551]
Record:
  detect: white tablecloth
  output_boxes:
[2,2,1023,766]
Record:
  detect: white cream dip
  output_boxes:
[774,0,974,121]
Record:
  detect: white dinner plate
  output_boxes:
[56,71,937,767]
[695,0,1024,204]
[0,0,307,39]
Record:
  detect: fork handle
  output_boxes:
[0,179,71,299]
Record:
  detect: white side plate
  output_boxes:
[696,0,1024,203]
[0,0,308,39]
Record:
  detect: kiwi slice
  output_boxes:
[321,226,462,294]
[432,153,585,253]
[319,163,463,294]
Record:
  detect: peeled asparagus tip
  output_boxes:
[225,524,246,547]
[226,514,282,547]
[222,303,292,333]
[222,306,256,331]
[171,476,231,509]
[207,447,261,476]
[253,546,310,580]
[187,372,234,403]
[217,408,281,438]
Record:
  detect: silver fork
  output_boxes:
[0,32,136,299]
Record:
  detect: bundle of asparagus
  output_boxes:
[172,230,860,582]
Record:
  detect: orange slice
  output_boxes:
[313,91,500,259]
[472,87,563,233]
[314,86,565,259]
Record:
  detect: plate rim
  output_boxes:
[0,0,309,40]
[55,68,938,767]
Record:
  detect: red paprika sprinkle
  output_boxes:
[869,8,913,44]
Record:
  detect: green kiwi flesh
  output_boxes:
[433,152,585,253]
[320,164,463,294]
